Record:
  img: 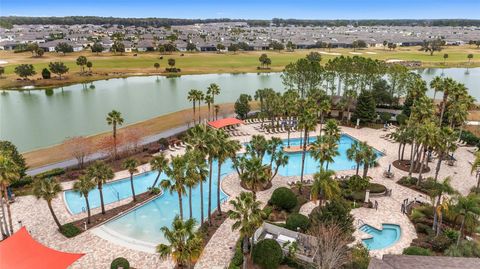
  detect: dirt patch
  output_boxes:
[393,159,430,173]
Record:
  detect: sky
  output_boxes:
[1,0,479,19]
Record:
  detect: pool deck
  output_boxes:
[9,123,479,268]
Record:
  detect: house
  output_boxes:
[0,41,20,50]
[123,41,133,52]
[369,255,480,269]
[136,39,155,52]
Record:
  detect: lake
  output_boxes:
[1,68,478,152]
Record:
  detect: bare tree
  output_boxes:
[311,223,350,269]
[123,127,145,154]
[64,136,92,168]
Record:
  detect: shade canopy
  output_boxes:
[208,118,244,129]
[0,227,84,269]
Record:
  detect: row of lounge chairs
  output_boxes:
[380,133,396,143]
[227,130,250,137]
[254,125,298,134]
[383,123,397,131]
[455,139,468,147]
[168,141,188,151]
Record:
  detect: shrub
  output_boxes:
[309,198,354,235]
[403,246,432,256]
[398,176,417,186]
[445,240,480,257]
[459,130,480,147]
[443,228,460,242]
[60,223,81,238]
[270,187,297,211]
[410,208,426,223]
[344,244,370,269]
[379,112,392,123]
[285,213,310,232]
[428,235,454,252]
[396,113,408,125]
[110,257,130,269]
[263,206,273,219]
[252,239,283,269]
[416,223,434,236]
[35,168,65,179]
[41,68,51,79]
[10,176,33,188]
[368,183,387,193]
[148,187,161,195]
[346,175,370,192]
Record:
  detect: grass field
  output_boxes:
[1,45,479,89]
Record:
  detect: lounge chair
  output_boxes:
[168,144,176,151]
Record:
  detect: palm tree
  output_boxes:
[471,152,480,193]
[187,89,199,124]
[454,194,480,246]
[161,155,188,220]
[207,83,220,117]
[157,215,203,268]
[32,177,63,230]
[317,99,331,136]
[311,170,340,207]
[150,154,169,189]
[227,192,265,269]
[72,175,96,224]
[347,141,363,176]
[185,162,198,220]
[106,110,124,159]
[430,177,456,235]
[197,91,205,123]
[191,152,209,224]
[204,94,213,121]
[0,155,19,235]
[323,119,341,141]
[360,142,377,178]
[239,157,269,197]
[297,103,317,187]
[430,76,442,101]
[215,131,241,214]
[86,161,114,214]
[310,135,339,171]
[122,158,139,202]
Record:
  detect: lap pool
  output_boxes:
[64,134,382,245]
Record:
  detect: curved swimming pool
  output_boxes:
[360,224,402,250]
[64,134,382,244]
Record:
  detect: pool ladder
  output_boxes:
[356,219,366,228]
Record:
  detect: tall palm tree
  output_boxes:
[150,154,169,189]
[454,194,480,246]
[122,158,139,202]
[297,103,317,187]
[360,142,377,178]
[72,175,96,224]
[0,155,19,235]
[185,162,198,220]
[239,157,268,197]
[215,131,241,214]
[311,170,340,207]
[157,215,203,269]
[207,83,220,117]
[430,177,456,235]
[187,89,199,124]
[471,152,480,193]
[32,177,63,230]
[347,141,363,176]
[191,152,209,224]
[197,91,205,124]
[106,110,124,159]
[323,119,341,141]
[204,94,213,121]
[161,155,188,220]
[86,161,114,214]
[227,192,265,269]
[430,76,442,101]
[317,99,331,136]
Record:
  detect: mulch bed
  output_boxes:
[70,191,160,231]
[240,181,273,192]
[393,159,430,173]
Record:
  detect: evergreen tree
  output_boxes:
[353,90,376,123]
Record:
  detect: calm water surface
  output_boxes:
[1,68,478,152]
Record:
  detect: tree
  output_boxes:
[454,194,480,246]
[311,170,340,206]
[86,61,93,72]
[228,43,239,53]
[91,42,104,55]
[111,41,125,55]
[421,39,443,56]
[310,135,339,171]
[207,83,221,119]
[234,94,252,119]
[184,151,207,219]
[227,192,265,269]
[258,53,269,69]
[353,90,376,123]
[443,53,449,65]
[0,141,27,177]
[76,56,88,73]
[150,154,169,189]
[286,41,296,51]
[122,158,139,202]
[72,175,95,224]
[297,102,318,187]
[48,62,69,79]
[106,110,124,159]
[467,53,474,64]
[269,41,284,51]
[0,66,4,78]
[311,223,351,269]
[161,155,188,219]
[55,42,73,54]
[215,133,241,214]
[158,45,166,54]
[14,64,36,79]
[154,62,160,73]
[167,58,176,69]
[32,177,63,229]
[187,89,203,124]
[306,51,322,63]
[86,161,114,214]
[347,141,363,176]
[216,43,225,52]
[157,216,203,268]
[0,154,19,235]
[27,42,39,56]
[36,48,44,57]
[186,42,197,52]
[64,136,91,169]
[360,142,377,178]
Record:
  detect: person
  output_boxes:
[401,203,405,214]
[374,200,378,211]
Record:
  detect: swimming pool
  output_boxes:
[360,224,401,250]
[65,134,382,245]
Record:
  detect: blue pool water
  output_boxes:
[360,224,401,250]
[64,134,382,244]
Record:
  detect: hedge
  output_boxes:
[403,246,432,256]
[460,130,480,147]
[60,223,82,238]
[285,213,310,232]
[252,239,283,269]
[369,183,387,193]
[270,187,297,211]
[35,168,65,179]
[110,257,130,269]
[10,176,33,188]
